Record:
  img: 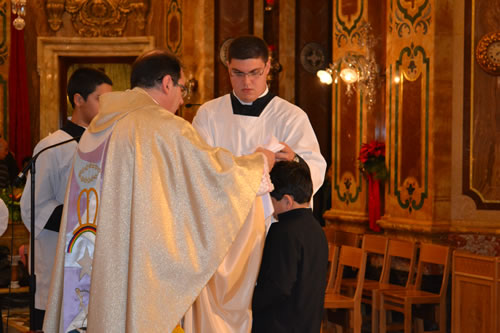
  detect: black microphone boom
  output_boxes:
[184,103,202,108]
[14,136,81,185]
[18,134,80,331]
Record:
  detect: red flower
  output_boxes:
[358,141,388,180]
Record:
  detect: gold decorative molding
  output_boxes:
[378,216,451,233]
[323,209,369,224]
[46,0,65,31]
[46,0,150,37]
[37,36,154,138]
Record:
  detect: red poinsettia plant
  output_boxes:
[358,140,388,180]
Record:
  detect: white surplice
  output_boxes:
[193,93,326,195]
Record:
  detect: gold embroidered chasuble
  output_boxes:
[44,88,265,332]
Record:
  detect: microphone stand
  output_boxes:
[16,136,80,332]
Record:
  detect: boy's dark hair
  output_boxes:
[131,49,182,89]
[228,35,269,63]
[67,68,113,108]
[270,161,313,204]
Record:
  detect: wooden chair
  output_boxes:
[379,243,451,333]
[371,238,418,333]
[342,234,389,332]
[324,245,367,333]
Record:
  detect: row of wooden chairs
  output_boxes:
[322,229,452,333]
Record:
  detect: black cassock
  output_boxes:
[252,208,328,333]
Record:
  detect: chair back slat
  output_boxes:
[419,243,450,265]
[339,245,364,269]
[334,230,361,247]
[387,238,416,259]
[362,234,388,255]
[383,239,417,286]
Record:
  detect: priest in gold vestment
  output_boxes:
[43,50,275,333]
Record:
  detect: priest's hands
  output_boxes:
[275,142,296,162]
[255,147,275,170]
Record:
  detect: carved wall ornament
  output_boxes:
[475,32,500,76]
[46,0,150,37]
[166,0,182,54]
[335,0,364,47]
[46,0,65,31]
[300,42,326,74]
[394,0,431,37]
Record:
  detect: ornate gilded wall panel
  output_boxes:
[394,45,429,214]
[326,0,375,231]
[462,0,500,209]
[378,0,443,233]
[45,0,150,37]
[401,77,422,184]
[334,81,362,206]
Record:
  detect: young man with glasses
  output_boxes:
[191,35,326,332]
[193,35,326,196]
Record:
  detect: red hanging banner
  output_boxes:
[367,173,381,232]
[8,14,31,169]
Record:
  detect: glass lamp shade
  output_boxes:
[13,16,25,30]
[316,69,333,85]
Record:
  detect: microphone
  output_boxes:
[14,135,81,185]
[16,134,81,331]
[184,103,202,108]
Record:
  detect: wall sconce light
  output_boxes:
[11,0,27,30]
[267,45,282,84]
[265,0,275,11]
[317,22,379,108]
[186,78,198,96]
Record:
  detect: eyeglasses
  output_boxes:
[229,68,265,79]
[175,83,188,98]
[156,76,188,98]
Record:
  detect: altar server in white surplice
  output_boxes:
[193,35,326,196]
[188,35,326,333]
[20,68,112,331]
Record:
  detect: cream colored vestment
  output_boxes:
[44,88,266,333]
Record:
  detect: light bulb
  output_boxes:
[339,68,359,84]
[316,69,333,85]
